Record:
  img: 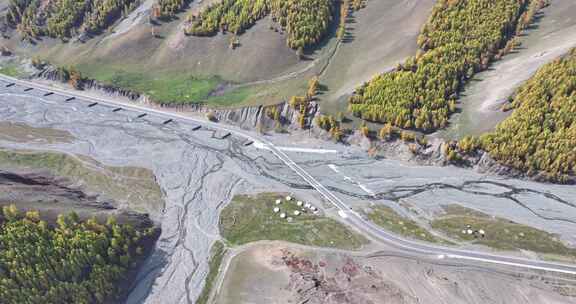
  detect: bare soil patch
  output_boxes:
[216,242,576,304]
[0,148,164,216]
[0,121,74,144]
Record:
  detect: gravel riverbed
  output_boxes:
[1,86,575,303]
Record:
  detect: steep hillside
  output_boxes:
[347,0,545,132]
[475,49,576,183]
[318,0,434,116]
[5,0,140,40]
[0,0,434,108]
[186,0,338,50]
[437,0,576,139]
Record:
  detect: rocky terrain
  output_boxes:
[216,242,576,304]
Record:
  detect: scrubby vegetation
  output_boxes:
[186,0,336,50]
[289,76,320,129]
[6,0,139,40]
[348,0,546,132]
[475,49,576,183]
[0,205,158,303]
[40,65,86,89]
[316,114,343,142]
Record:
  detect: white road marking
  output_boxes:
[358,184,376,196]
[276,146,338,154]
[328,164,340,172]
[329,164,375,196]
[4,74,576,277]
[252,140,268,150]
[446,254,576,276]
[254,144,336,154]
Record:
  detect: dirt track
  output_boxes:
[0,0,436,108]
[2,1,576,302]
[215,242,576,304]
[436,0,576,139]
[2,75,576,304]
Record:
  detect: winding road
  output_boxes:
[2,74,576,278]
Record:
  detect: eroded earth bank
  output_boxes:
[1,82,576,303]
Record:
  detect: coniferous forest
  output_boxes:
[186,0,335,50]
[156,0,188,19]
[6,0,139,40]
[348,0,546,132]
[476,49,576,183]
[0,205,158,304]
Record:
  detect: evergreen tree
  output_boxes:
[348,0,546,132]
[0,205,158,304]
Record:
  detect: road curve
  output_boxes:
[1,74,576,277]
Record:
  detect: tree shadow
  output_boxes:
[125,246,171,303]
[341,26,355,44]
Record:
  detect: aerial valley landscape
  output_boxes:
[0,0,575,304]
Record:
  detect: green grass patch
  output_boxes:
[77,64,221,105]
[220,193,368,250]
[431,205,576,257]
[364,205,442,244]
[71,59,305,108]
[0,63,24,77]
[196,241,227,304]
[205,86,253,107]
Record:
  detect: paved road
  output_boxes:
[2,74,576,276]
